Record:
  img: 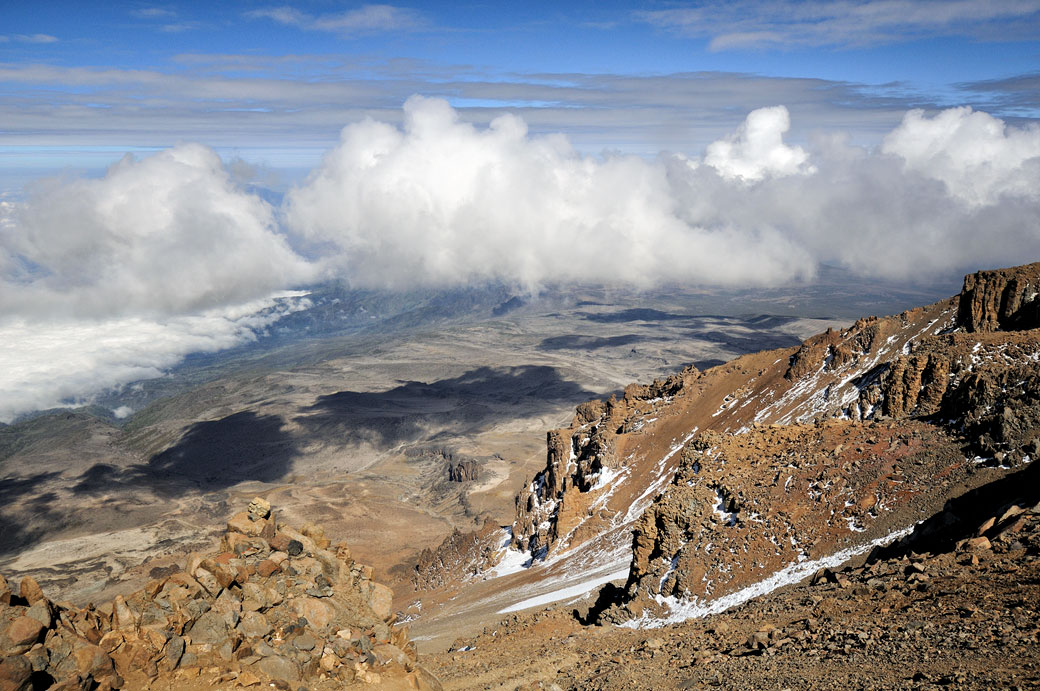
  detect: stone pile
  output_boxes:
[0,498,440,690]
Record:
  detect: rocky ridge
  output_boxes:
[0,498,440,690]
[427,460,1040,689]
[602,263,1040,622]
[412,263,1040,632]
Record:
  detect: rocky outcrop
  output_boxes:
[511,369,698,556]
[600,420,967,621]
[412,520,503,591]
[597,262,1040,625]
[958,262,1040,332]
[0,500,440,690]
[447,460,479,483]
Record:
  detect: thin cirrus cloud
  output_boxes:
[637,0,1040,49]
[245,4,427,35]
[0,34,59,44]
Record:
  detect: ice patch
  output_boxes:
[621,523,916,629]
[498,568,630,613]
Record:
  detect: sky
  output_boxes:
[1,0,1040,421]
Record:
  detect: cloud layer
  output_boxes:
[638,0,1040,49]
[285,98,1040,289]
[2,99,1039,420]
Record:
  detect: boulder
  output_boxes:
[256,655,299,683]
[2,616,45,655]
[247,497,271,521]
[187,611,229,645]
[18,577,44,606]
[0,654,32,691]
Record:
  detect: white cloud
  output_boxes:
[285,98,1040,290]
[703,105,813,180]
[882,106,1040,205]
[3,98,1040,422]
[246,4,425,35]
[1,34,59,44]
[0,293,311,423]
[283,96,816,291]
[1,143,314,318]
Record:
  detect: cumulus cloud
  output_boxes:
[882,106,1040,205]
[0,145,317,421]
[1,143,314,318]
[703,105,813,181]
[285,97,1040,291]
[284,96,816,291]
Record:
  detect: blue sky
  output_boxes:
[2,0,1039,189]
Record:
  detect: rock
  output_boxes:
[226,533,269,557]
[227,512,267,538]
[25,600,52,629]
[256,560,282,579]
[200,558,238,590]
[18,577,44,606]
[293,633,317,651]
[256,655,300,683]
[72,643,113,679]
[367,583,394,621]
[2,616,45,655]
[289,598,334,632]
[0,654,32,691]
[188,611,230,645]
[957,536,992,553]
[448,460,480,482]
[111,596,137,630]
[163,635,185,671]
[237,612,271,639]
[237,670,261,687]
[372,643,409,666]
[247,497,271,521]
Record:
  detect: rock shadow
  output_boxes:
[296,365,598,449]
[71,411,297,497]
[538,334,656,351]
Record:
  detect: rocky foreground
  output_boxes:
[0,498,440,690]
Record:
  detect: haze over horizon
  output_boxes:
[1,0,1039,421]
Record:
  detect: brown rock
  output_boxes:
[0,654,32,691]
[111,596,137,630]
[225,533,269,557]
[18,577,44,606]
[73,643,113,679]
[256,560,282,579]
[957,536,992,552]
[289,598,334,631]
[366,583,394,621]
[0,575,11,607]
[227,512,266,538]
[237,670,261,687]
[267,533,290,552]
[247,497,271,521]
[199,558,237,589]
[2,617,45,655]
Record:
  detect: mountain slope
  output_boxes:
[411,262,1040,642]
